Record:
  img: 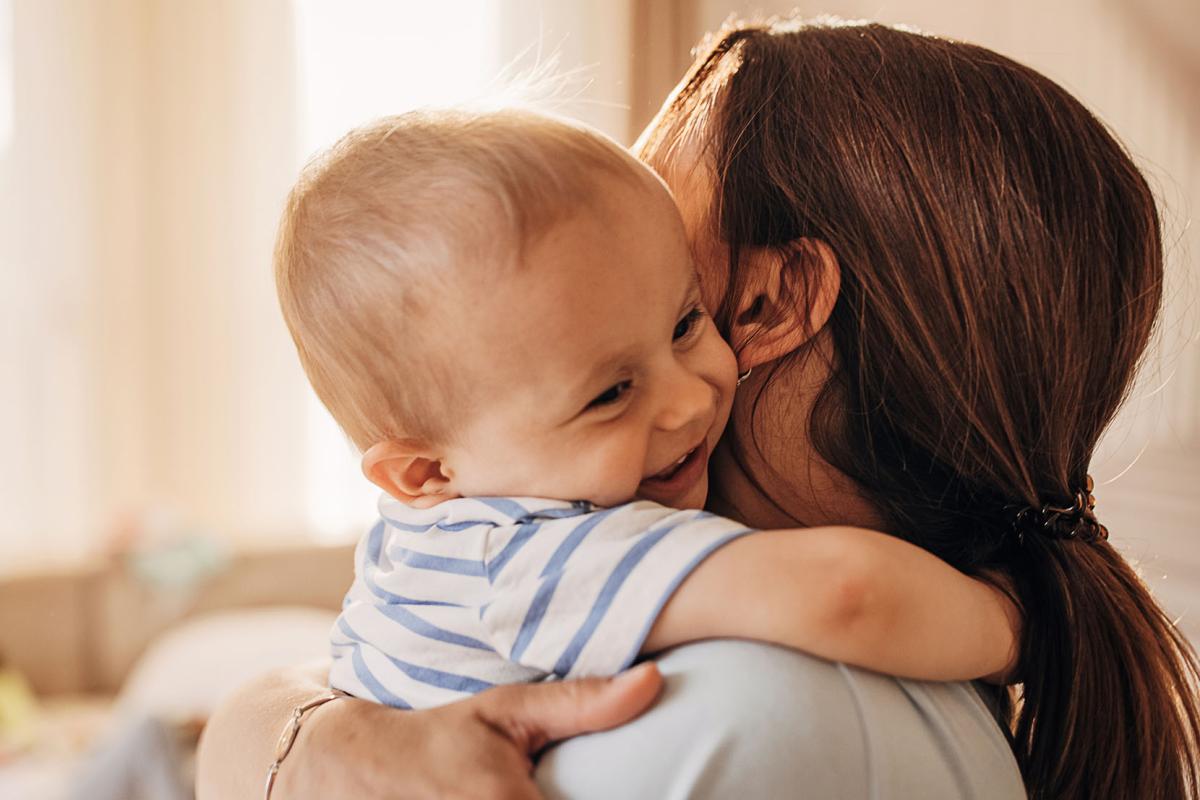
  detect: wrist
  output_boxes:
[277,693,431,800]
[269,692,354,800]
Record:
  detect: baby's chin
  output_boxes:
[676,471,710,509]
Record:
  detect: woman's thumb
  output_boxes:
[474,662,663,752]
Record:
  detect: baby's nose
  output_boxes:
[655,369,713,432]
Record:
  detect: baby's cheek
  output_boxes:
[577,437,647,507]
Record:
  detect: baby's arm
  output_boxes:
[642,527,1019,683]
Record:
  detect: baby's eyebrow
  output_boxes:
[577,349,637,393]
[552,350,636,428]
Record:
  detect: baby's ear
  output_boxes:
[361,440,458,508]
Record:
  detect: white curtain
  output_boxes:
[2,0,355,567]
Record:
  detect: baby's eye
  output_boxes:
[673,307,705,342]
[587,380,632,410]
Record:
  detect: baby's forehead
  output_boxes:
[435,182,696,398]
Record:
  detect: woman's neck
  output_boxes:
[707,355,882,532]
[706,440,807,529]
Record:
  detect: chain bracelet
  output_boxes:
[264,690,349,800]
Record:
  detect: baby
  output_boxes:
[274,109,1015,709]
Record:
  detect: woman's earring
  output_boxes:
[736,368,753,387]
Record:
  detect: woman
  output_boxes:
[197,18,1200,799]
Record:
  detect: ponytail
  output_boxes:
[1006,534,1200,798]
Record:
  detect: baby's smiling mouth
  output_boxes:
[646,447,698,482]
[638,440,708,502]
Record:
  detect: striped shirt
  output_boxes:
[329,495,754,709]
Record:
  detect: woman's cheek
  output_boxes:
[689,235,732,317]
[701,321,739,394]
[696,257,729,318]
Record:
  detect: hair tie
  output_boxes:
[1010,475,1109,544]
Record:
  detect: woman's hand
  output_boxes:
[196,660,663,800]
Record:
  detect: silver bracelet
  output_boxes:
[264,690,349,800]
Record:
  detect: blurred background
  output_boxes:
[0,0,1196,797]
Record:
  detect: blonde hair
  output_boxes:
[274,108,647,450]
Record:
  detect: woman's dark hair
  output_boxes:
[639,17,1200,799]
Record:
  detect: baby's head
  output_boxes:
[276,109,736,510]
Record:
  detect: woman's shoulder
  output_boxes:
[537,640,1024,800]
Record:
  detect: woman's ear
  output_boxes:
[361,440,458,508]
[728,238,841,371]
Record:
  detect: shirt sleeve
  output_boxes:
[479,501,754,679]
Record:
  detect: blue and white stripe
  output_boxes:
[330,495,753,709]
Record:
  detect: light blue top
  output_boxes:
[537,640,1026,799]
